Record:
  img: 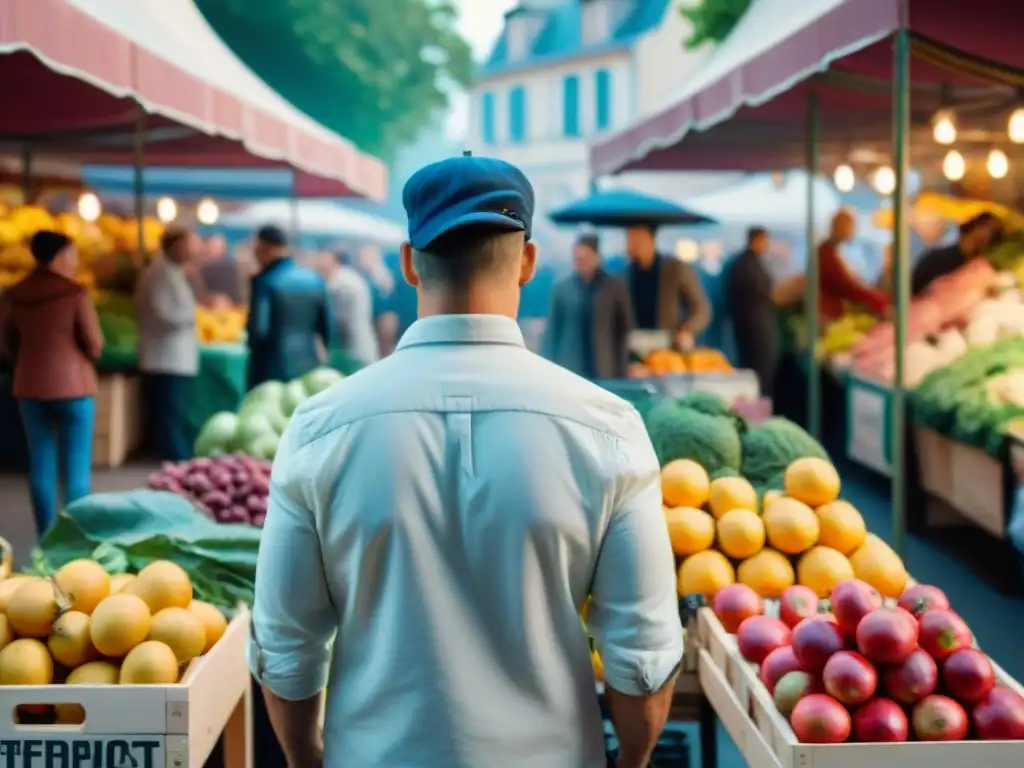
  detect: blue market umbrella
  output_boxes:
[548,189,715,228]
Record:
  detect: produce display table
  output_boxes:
[598,370,761,408]
[0,608,253,768]
[185,344,249,443]
[94,373,144,468]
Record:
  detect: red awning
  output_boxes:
[0,0,387,200]
[590,0,1024,175]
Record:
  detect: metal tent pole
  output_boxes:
[805,90,821,439]
[133,113,146,265]
[20,146,32,204]
[890,21,912,556]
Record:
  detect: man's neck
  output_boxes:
[417,288,518,319]
[633,253,657,270]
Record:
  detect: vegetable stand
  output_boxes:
[0,609,252,768]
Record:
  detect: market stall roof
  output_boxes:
[217,200,406,248]
[0,0,387,200]
[83,166,305,200]
[549,188,715,227]
[591,0,1024,175]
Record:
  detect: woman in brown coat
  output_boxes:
[0,231,104,535]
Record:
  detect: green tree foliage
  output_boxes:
[197,0,473,160]
[681,0,751,50]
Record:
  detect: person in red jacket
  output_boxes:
[818,209,889,320]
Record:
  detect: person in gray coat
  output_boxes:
[545,234,633,380]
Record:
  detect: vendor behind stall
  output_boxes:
[625,223,710,349]
[545,233,633,379]
[818,209,889,320]
[911,212,1002,297]
[726,226,778,398]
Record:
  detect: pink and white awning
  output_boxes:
[591,0,1024,175]
[0,0,387,200]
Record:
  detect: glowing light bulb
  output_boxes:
[196,198,219,225]
[932,111,957,145]
[833,164,855,192]
[987,148,1009,179]
[872,166,895,195]
[156,196,178,223]
[942,150,966,181]
[77,192,101,222]
[1009,108,1024,143]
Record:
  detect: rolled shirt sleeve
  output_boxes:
[248,421,337,701]
[589,410,684,696]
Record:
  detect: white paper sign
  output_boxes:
[848,383,891,475]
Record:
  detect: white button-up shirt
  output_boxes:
[135,254,199,375]
[249,314,683,768]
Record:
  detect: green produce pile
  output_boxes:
[193,366,345,459]
[642,391,828,493]
[95,291,139,353]
[985,231,1024,272]
[29,490,260,613]
[911,336,1024,456]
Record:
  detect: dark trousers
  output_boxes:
[143,372,192,462]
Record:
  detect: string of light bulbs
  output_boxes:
[74,194,220,225]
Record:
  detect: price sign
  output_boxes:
[0,737,164,768]
[847,378,891,476]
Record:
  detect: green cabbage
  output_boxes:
[740,417,828,489]
[281,380,309,416]
[645,403,742,474]
[301,367,344,396]
[232,412,277,451]
[193,412,239,457]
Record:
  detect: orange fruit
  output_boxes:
[737,549,795,598]
[707,476,757,519]
[762,489,784,512]
[784,457,840,506]
[661,460,710,508]
[849,534,908,598]
[677,550,735,598]
[763,497,820,555]
[815,500,867,555]
[797,546,855,597]
[715,509,765,559]
[664,507,716,556]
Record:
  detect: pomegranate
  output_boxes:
[779,585,820,628]
[774,671,818,717]
[822,651,878,706]
[761,645,802,695]
[918,609,972,661]
[912,695,969,741]
[736,615,791,665]
[712,584,763,634]
[831,579,883,637]
[897,584,950,619]
[856,607,918,664]
[942,648,995,704]
[790,694,852,744]
[852,698,909,742]
[791,616,845,671]
[883,648,938,704]
[972,687,1024,740]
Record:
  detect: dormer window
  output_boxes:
[581,0,629,46]
[505,8,546,61]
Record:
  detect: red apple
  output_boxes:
[713,584,764,633]
[897,584,950,619]
[918,609,972,661]
[761,645,802,694]
[856,607,918,664]
[736,615,792,665]
[791,694,852,743]
[779,585,821,628]
[852,698,909,742]
[912,694,969,741]
[823,651,878,706]
[831,579,883,637]
[942,648,995,704]
[972,687,1024,740]
[792,616,845,671]
[774,670,818,716]
[883,648,939,704]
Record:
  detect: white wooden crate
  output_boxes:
[697,606,1024,768]
[0,608,252,768]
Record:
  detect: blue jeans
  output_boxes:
[18,397,95,536]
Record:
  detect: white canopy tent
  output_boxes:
[219,201,405,248]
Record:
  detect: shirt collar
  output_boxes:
[397,314,525,350]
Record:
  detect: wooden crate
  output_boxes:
[696,607,1024,768]
[0,608,253,768]
[914,427,954,501]
[93,374,143,468]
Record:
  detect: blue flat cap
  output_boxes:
[402,155,534,250]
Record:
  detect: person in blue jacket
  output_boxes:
[246,225,332,390]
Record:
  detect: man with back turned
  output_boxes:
[250,155,683,768]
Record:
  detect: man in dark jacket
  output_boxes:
[545,234,633,379]
[246,225,332,390]
[911,212,1002,296]
[726,226,778,398]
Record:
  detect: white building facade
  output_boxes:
[466,0,717,255]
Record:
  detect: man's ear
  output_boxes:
[399,243,420,288]
[519,241,538,286]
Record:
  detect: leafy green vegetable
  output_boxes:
[678,390,746,435]
[645,402,742,474]
[193,411,239,457]
[301,367,344,396]
[740,417,828,489]
[31,491,260,613]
